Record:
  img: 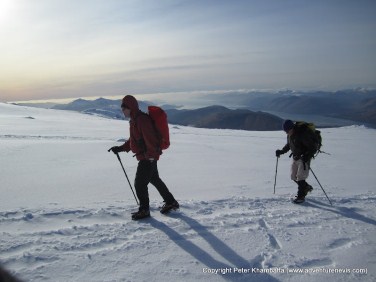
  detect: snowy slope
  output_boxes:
[0,103,375,282]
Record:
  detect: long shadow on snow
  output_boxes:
[305,198,376,226]
[149,214,279,282]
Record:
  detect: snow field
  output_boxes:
[0,103,375,281]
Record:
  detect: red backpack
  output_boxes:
[148,106,170,150]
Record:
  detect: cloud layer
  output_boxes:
[1,0,375,102]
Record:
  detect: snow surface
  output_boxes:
[0,102,375,282]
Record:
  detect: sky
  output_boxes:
[0,0,375,103]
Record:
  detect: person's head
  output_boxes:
[121,95,139,118]
[283,120,294,134]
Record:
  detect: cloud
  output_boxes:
[1,0,376,102]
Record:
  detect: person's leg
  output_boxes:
[134,160,153,211]
[150,161,176,204]
[296,159,312,199]
[296,159,310,182]
[290,159,299,181]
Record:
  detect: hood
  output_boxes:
[122,95,139,114]
[283,119,294,133]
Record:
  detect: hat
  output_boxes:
[283,120,294,132]
[121,95,139,112]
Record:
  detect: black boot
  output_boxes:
[293,191,306,204]
[294,181,313,203]
[132,208,150,220]
[298,180,313,197]
[160,200,179,214]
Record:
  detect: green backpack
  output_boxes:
[295,121,322,157]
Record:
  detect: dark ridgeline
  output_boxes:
[38,88,376,129]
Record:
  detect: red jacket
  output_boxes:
[120,96,161,161]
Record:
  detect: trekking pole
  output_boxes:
[273,157,279,194]
[110,151,139,206]
[309,167,333,206]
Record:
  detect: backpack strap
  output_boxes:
[133,111,161,156]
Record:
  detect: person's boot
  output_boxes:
[131,208,150,220]
[298,180,313,197]
[293,181,313,203]
[304,183,313,196]
[294,181,306,203]
[293,191,306,204]
[160,200,179,214]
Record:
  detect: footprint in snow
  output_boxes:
[258,219,282,250]
[327,238,353,250]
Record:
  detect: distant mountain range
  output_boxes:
[51,98,283,131]
[14,88,376,129]
[200,88,376,127]
[166,106,283,131]
[53,98,120,119]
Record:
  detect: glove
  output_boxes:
[276,150,283,157]
[108,146,122,154]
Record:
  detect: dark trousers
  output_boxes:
[134,160,175,210]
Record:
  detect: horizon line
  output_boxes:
[7,87,374,104]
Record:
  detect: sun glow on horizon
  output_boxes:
[0,1,375,102]
[0,0,14,23]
